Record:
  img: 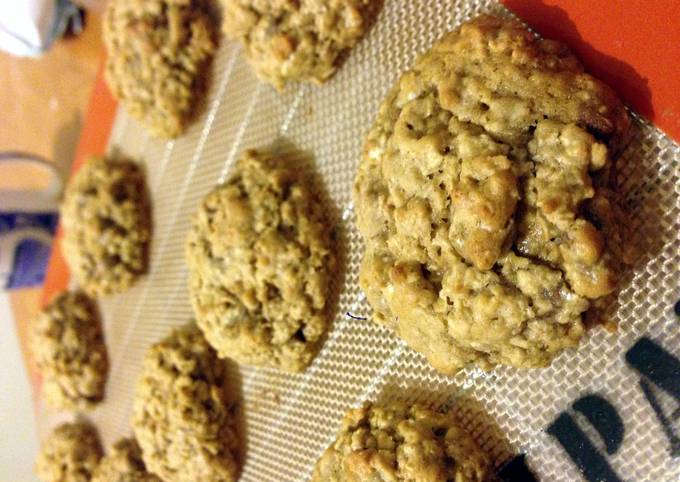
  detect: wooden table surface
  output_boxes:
[0,11,104,366]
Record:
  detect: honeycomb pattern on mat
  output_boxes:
[37,1,680,481]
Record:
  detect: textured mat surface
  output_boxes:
[38,1,680,480]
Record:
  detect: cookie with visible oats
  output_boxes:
[354,15,631,374]
[132,323,240,482]
[31,291,108,410]
[35,421,103,482]
[312,402,493,482]
[222,0,374,89]
[61,155,150,295]
[104,0,217,138]
[92,437,161,482]
[186,149,338,372]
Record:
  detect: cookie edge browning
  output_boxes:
[442,14,631,154]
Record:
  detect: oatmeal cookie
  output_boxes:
[354,15,631,373]
[35,421,103,482]
[61,155,151,295]
[104,0,217,138]
[312,402,493,482]
[31,291,108,410]
[132,323,240,482]
[222,0,373,89]
[92,437,161,482]
[186,149,337,372]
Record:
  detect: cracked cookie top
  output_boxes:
[31,291,108,410]
[186,149,338,372]
[104,0,217,138]
[35,421,103,482]
[222,0,374,89]
[312,402,493,482]
[132,323,240,482]
[92,437,161,482]
[61,155,151,295]
[354,15,631,373]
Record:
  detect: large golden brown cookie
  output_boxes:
[132,323,240,482]
[31,291,108,410]
[354,15,631,373]
[104,0,216,138]
[312,402,493,482]
[222,0,373,89]
[35,421,103,482]
[186,149,338,372]
[61,155,150,295]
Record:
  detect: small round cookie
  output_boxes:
[354,15,631,374]
[186,149,337,372]
[222,0,373,89]
[35,421,103,482]
[92,437,161,482]
[61,155,151,295]
[132,323,240,482]
[312,402,493,482]
[104,0,217,138]
[31,291,108,410]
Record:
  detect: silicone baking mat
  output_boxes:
[37,1,680,481]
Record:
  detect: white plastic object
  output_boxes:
[0,0,79,57]
[0,152,63,212]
